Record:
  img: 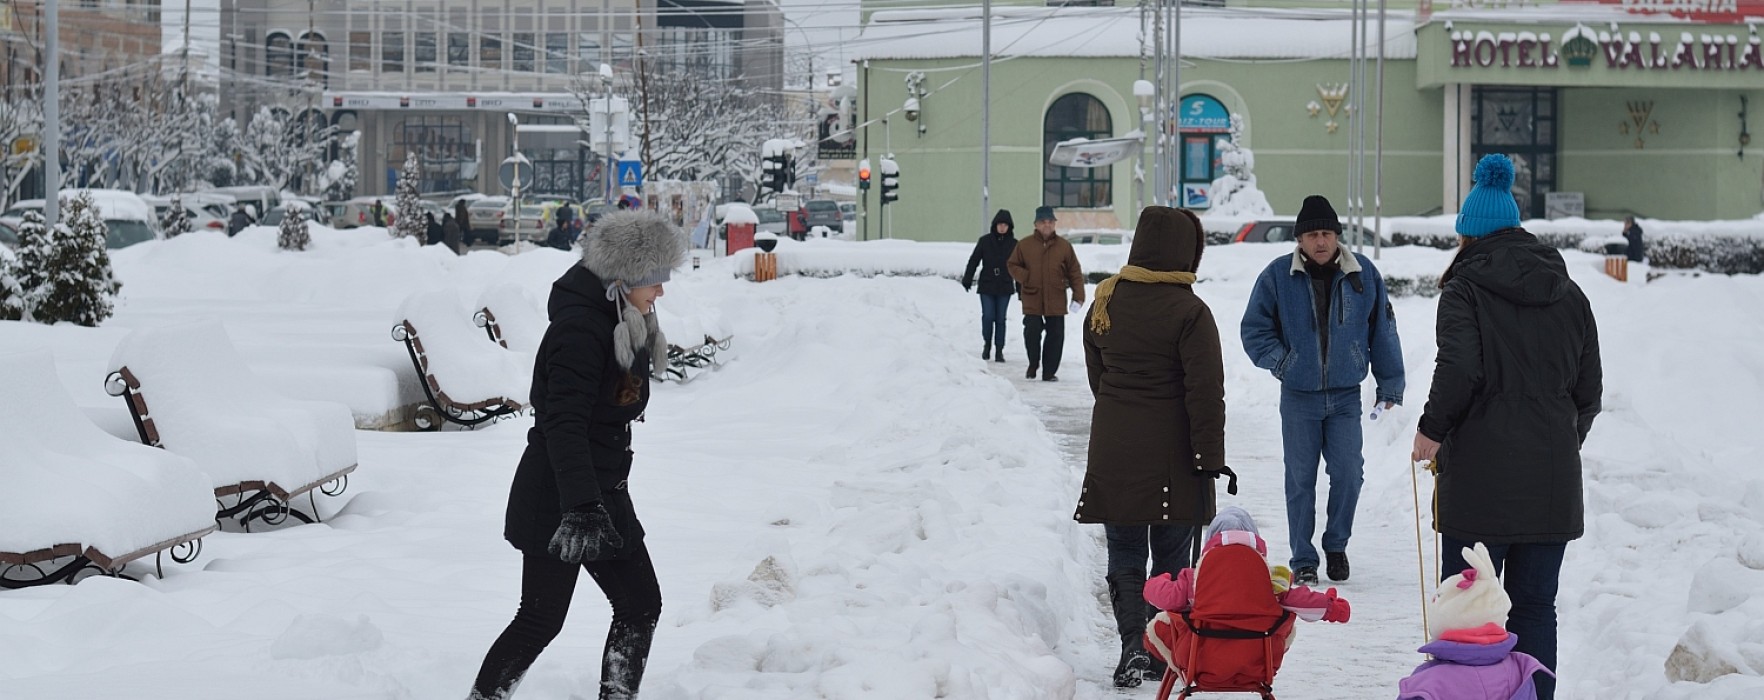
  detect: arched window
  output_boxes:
[265,32,294,77]
[299,32,329,87]
[1043,92,1113,208]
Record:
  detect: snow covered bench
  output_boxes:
[473,283,734,385]
[1,351,216,588]
[392,289,529,431]
[106,321,359,530]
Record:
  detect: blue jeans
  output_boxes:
[1104,524,1195,578]
[1280,386,1365,570]
[1441,536,1566,700]
[979,293,1010,349]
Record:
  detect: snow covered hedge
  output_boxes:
[1388,218,1764,275]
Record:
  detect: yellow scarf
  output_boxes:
[1088,265,1198,335]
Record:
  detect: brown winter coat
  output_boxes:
[1007,232,1086,316]
[1075,207,1226,526]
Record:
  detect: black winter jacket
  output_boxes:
[503,264,652,558]
[963,210,1019,296]
[1419,230,1601,544]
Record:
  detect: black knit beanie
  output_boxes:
[1296,195,1342,235]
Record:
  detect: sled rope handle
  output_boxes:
[1410,458,1439,644]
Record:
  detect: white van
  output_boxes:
[204,186,282,220]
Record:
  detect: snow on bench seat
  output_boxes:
[107,321,358,512]
[0,351,215,582]
[392,289,528,430]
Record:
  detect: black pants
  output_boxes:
[1023,315,1065,377]
[471,546,662,699]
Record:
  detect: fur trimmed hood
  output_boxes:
[580,210,688,285]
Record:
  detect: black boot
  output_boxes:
[1107,568,1154,688]
[982,343,992,360]
[993,347,1006,363]
[1026,364,1039,380]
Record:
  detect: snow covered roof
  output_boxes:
[853,7,1419,62]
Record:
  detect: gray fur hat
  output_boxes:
[579,210,687,374]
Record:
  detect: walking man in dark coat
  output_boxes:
[1622,216,1646,263]
[1241,194,1404,587]
[1006,206,1086,381]
[1412,154,1602,700]
[226,204,252,237]
[1076,206,1228,688]
[961,209,1018,363]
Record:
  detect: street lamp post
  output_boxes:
[508,112,521,250]
[600,63,615,205]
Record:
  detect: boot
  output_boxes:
[1026,364,1039,380]
[993,347,1006,363]
[982,343,992,360]
[1107,568,1154,688]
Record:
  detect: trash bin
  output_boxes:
[1603,239,1629,282]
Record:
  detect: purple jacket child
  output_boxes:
[1397,624,1552,700]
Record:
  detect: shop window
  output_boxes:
[1471,87,1558,220]
[1042,92,1113,209]
[1176,94,1231,209]
[390,117,478,195]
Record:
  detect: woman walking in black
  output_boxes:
[469,210,686,700]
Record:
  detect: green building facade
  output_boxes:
[847,3,1764,242]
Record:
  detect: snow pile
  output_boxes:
[394,289,530,405]
[722,203,759,226]
[0,350,214,559]
[1206,115,1275,218]
[475,283,549,354]
[107,320,358,491]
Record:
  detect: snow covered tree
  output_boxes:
[162,195,193,237]
[583,63,785,191]
[1206,114,1274,218]
[5,197,122,326]
[0,212,44,321]
[321,131,361,201]
[0,97,43,207]
[277,206,311,251]
[392,152,426,239]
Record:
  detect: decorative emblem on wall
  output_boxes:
[1619,100,1661,149]
[1312,84,1350,134]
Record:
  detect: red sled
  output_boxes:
[1145,541,1295,700]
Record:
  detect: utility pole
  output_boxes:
[1169,0,1182,208]
[44,0,60,227]
[1374,0,1388,259]
[980,0,991,234]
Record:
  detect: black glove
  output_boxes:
[548,502,624,563]
[961,280,973,292]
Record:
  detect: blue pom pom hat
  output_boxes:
[1455,154,1522,238]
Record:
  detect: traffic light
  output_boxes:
[857,159,871,191]
[879,158,900,204]
[761,153,785,196]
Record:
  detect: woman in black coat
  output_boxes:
[1412,155,1601,700]
[960,209,1018,362]
[470,210,686,700]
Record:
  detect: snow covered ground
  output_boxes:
[2,231,1761,699]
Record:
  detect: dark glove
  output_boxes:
[962,280,973,292]
[548,502,624,564]
[1203,466,1239,496]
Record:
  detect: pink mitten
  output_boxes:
[1322,588,1351,623]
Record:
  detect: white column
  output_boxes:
[1442,83,1472,215]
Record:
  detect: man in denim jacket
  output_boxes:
[1240,195,1404,587]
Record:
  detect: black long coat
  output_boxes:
[962,210,1019,296]
[504,264,652,558]
[1419,229,1602,545]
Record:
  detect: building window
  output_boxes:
[1043,92,1113,208]
[266,32,295,77]
[414,32,437,73]
[577,34,601,70]
[298,33,329,87]
[512,33,536,72]
[390,116,478,196]
[481,36,502,68]
[546,33,569,74]
[349,31,372,72]
[447,33,470,67]
[382,32,405,73]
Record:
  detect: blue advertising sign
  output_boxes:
[1180,95,1231,133]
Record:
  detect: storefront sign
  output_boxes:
[1048,134,1144,169]
[1448,24,1764,72]
[1564,0,1764,24]
[324,93,589,112]
[1179,95,1231,133]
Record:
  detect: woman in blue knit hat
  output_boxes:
[1410,153,1603,700]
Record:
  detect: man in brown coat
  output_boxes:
[1006,206,1086,381]
[1075,205,1227,688]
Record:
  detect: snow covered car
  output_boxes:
[142,194,231,233]
[2,190,162,249]
[260,202,320,227]
[1232,220,1390,247]
[1068,231,1132,245]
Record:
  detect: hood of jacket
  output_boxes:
[1417,633,1519,667]
[1127,206,1204,273]
[548,264,617,322]
[990,209,1015,236]
[1448,229,1570,307]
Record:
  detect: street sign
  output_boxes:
[498,156,534,191]
[805,171,819,186]
[617,159,643,188]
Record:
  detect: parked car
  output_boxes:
[0,218,17,251]
[1,190,161,249]
[327,196,395,229]
[260,201,318,227]
[498,205,550,245]
[752,206,790,237]
[142,194,231,233]
[1068,231,1131,245]
[804,199,843,234]
[203,186,281,220]
[467,196,512,244]
[1232,220,1391,247]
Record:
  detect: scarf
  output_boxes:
[1088,265,1198,335]
[606,281,669,375]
